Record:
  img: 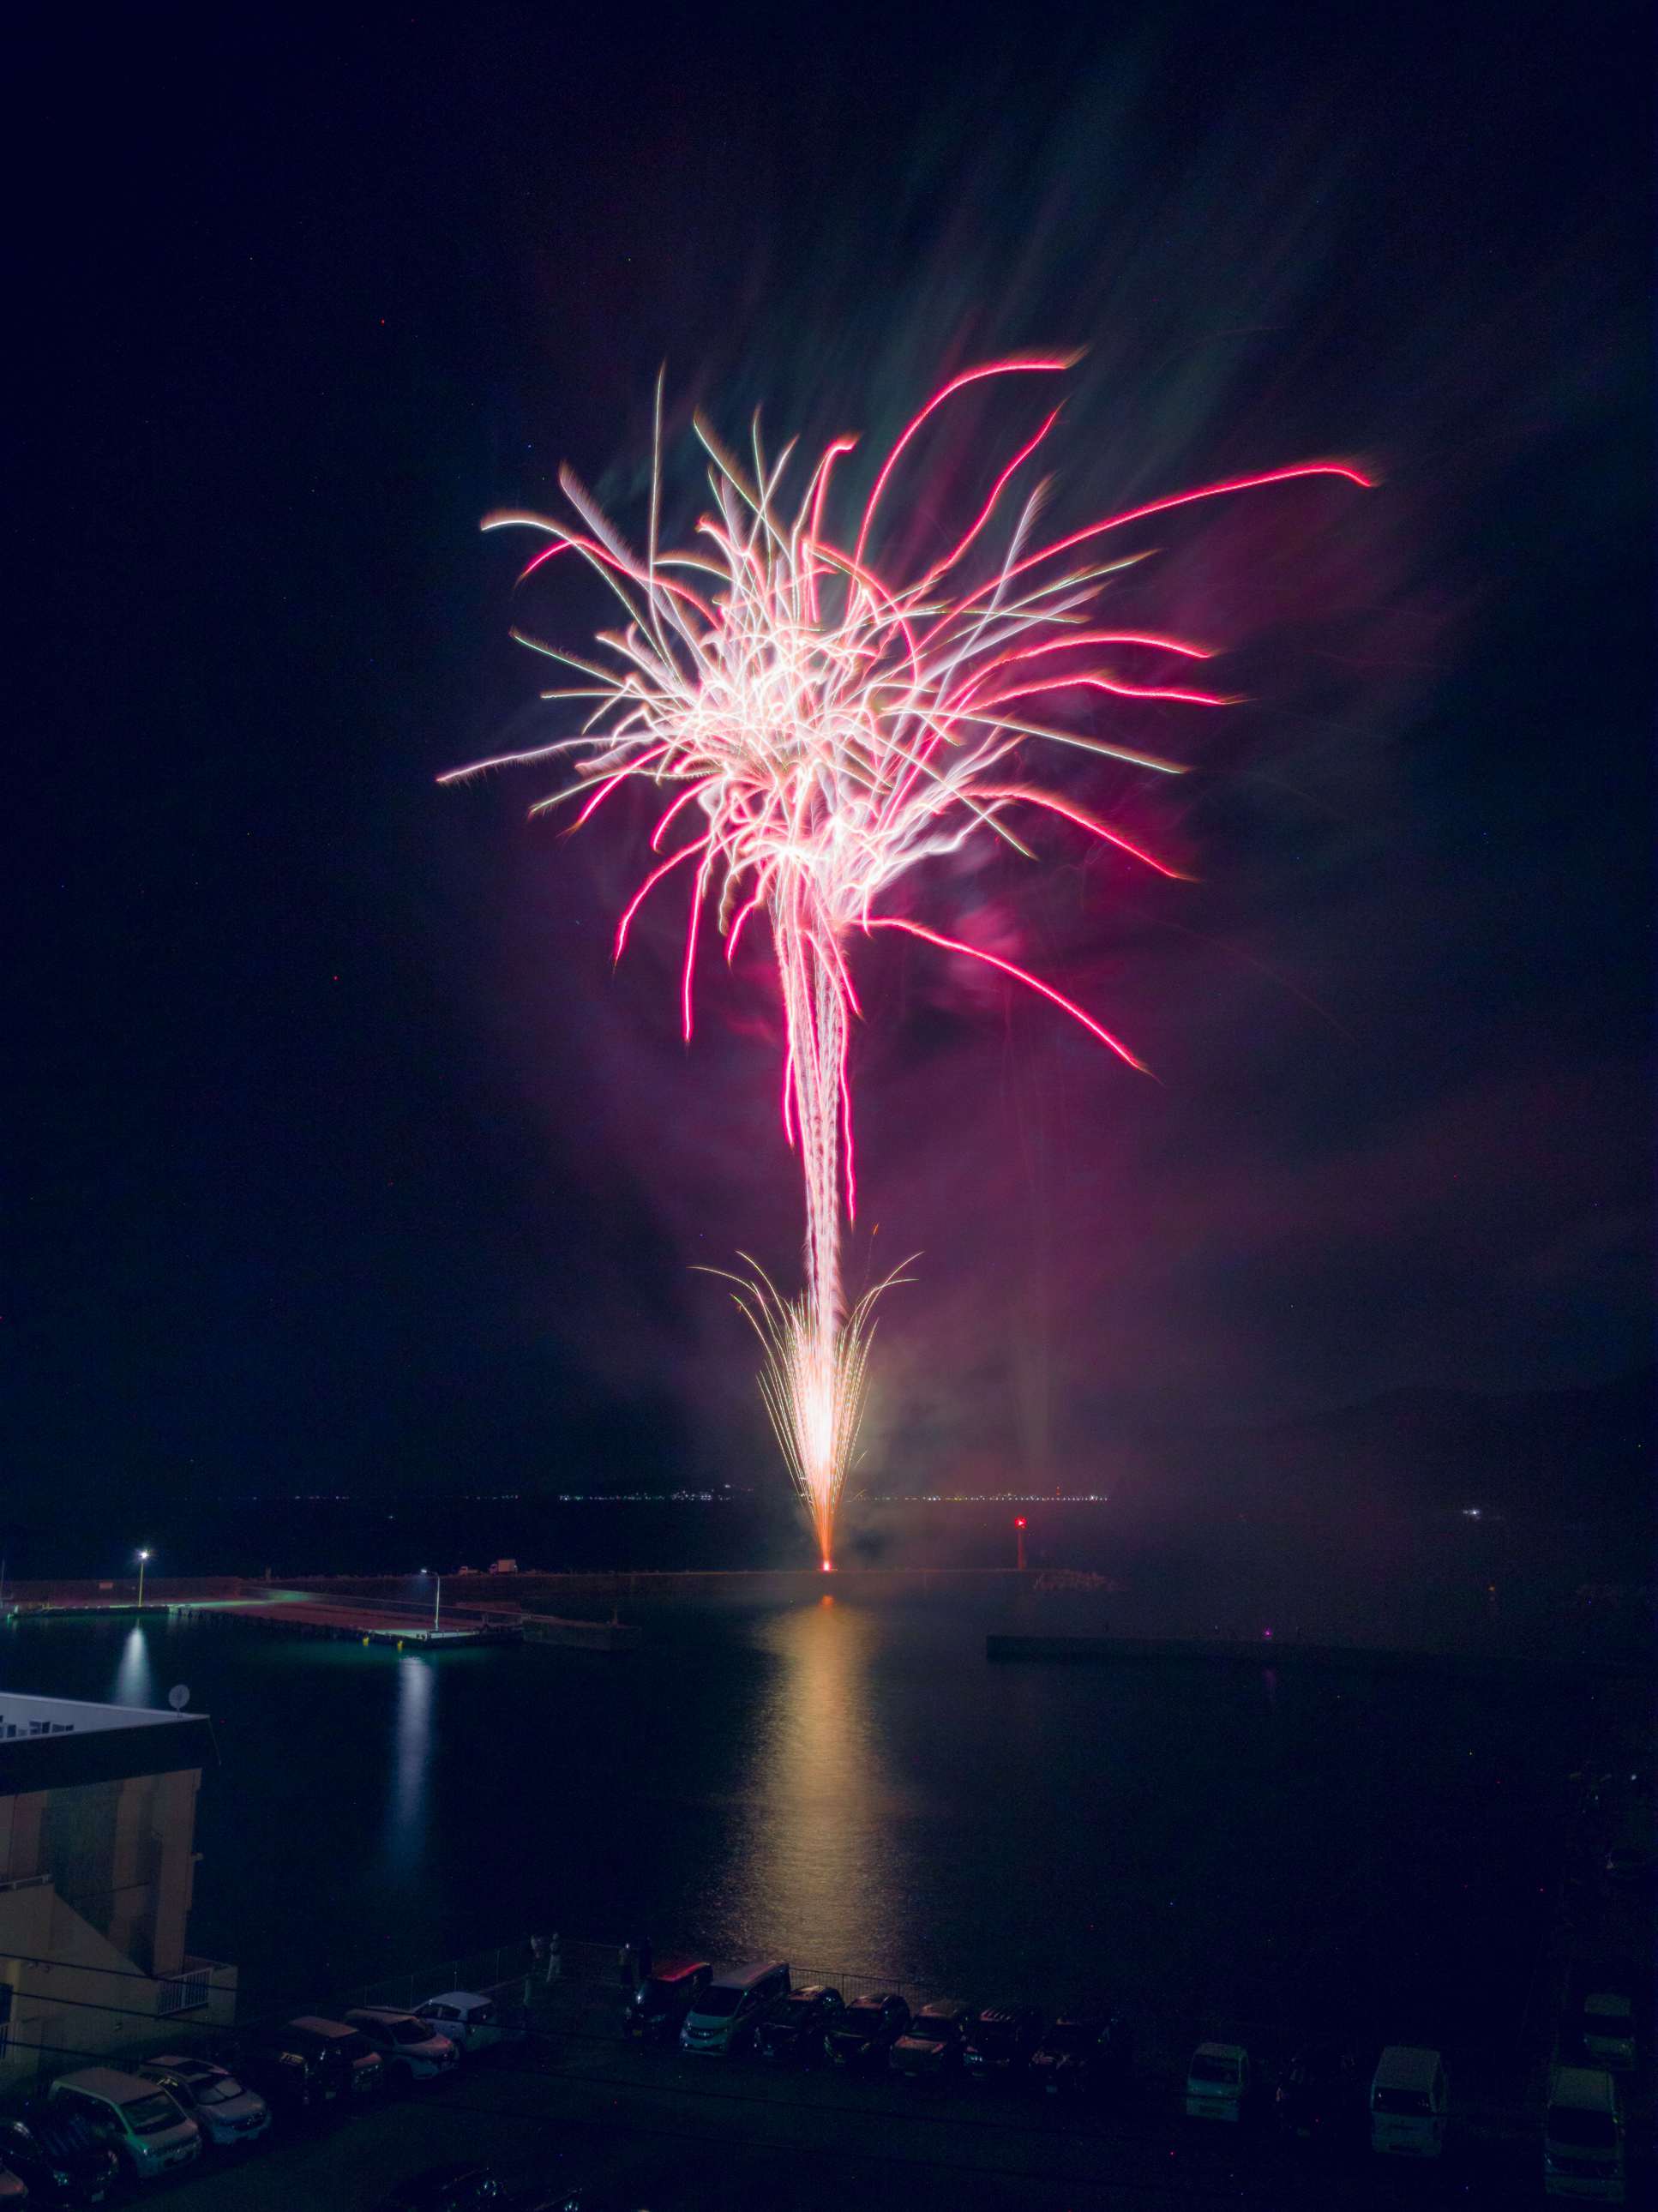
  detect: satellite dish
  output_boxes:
[168,1685,190,1711]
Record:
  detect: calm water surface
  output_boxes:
[0,1601,1592,2060]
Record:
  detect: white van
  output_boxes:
[1369,2045,1448,2158]
[49,2066,203,2180]
[1184,2042,1251,2121]
[680,1960,790,2056]
[1544,2065,1624,2202]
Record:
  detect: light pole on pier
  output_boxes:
[136,1548,151,1610]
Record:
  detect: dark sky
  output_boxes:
[9,3,1651,1523]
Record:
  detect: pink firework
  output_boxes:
[448,360,1368,1565]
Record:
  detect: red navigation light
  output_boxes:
[1015,1517,1026,1528]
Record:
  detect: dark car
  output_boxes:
[755,1985,844,2065]
[964,2006,1043,2081]
[622,1957,712,2045]
[826,1993,910,2073]
[1275,2043,1361,2144]
[889,1998,974,2081]
[0,2107,121,2204]
[375,2161,504,2211]
[1029,2013,1132,2099]
[240,2016,384,2110]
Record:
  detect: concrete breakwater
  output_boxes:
[310,1566,1033,1610]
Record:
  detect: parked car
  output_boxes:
[622,1958,712,2046]
[1578,1987,1637,2074]
[826,1993,910,2074]
[287,2015,385,2101]
[136,2055,271,2147]
[0,2163,26,2208]
[47,2066,203,2182]
[963,2006,1043,2081]
[239,2017,384,2109]
[417,1992,504,2055]
[1369,2045,1448,2159]
[1544,2065,1625,2202]
[236,2022,333,2113]
[679,1961,790,2057]
[888,1999,974,2081]
[1030,2014,1130,2100]
[0,2106,120,2203]
[375,2163,505,2211]
[1185,2041,1252,2123]
[0,2107,120,2205]
[345,2008,461,2082]
[754,1985,844,2065]
[1274,2042,1361,2145]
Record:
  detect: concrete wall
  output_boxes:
[1,1765,231,2089]
[3,1576,249,1608]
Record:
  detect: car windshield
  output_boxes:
[1549,2107,1617,2148]
[1190,2055,1239,2083]
[1373,2087,1431,2114]
[972,2018,1017,2046]
[335,2033,375,2062]
[389,2017,434,2044]
[123,2092,183,2135]
[694,1986,745,2017]
[196,2075,244,2104]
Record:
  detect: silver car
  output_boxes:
[414,1992,502,2054]
[138,2056,272,2148]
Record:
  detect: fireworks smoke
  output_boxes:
[449,360,1367,1563]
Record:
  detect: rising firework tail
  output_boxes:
[450,360,1369,1564]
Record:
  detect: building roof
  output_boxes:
[0,1693,214,1795]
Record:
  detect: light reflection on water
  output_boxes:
[385,1656,436,1875]
[732,1596,906,1972]
[112,1623,153,1708]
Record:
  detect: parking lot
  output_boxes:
[130,1963,1649,2212]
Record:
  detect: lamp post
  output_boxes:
[136,1548,151,1610]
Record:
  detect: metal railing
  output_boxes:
[157,1964,213,2018]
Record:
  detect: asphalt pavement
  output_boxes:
[136,1979,1626,2212]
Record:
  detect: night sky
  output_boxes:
[9,6,1651,1531]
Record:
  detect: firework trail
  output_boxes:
[448,360,1367,1565]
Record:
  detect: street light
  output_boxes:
[136,1548,151,1610]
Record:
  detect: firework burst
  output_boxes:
[448,359,1367,1564]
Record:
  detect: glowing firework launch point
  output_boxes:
[448,361,1368,1565]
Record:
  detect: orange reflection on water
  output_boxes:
[736,1599,907,1971]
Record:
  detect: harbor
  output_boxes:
[0,1577,636,1651]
